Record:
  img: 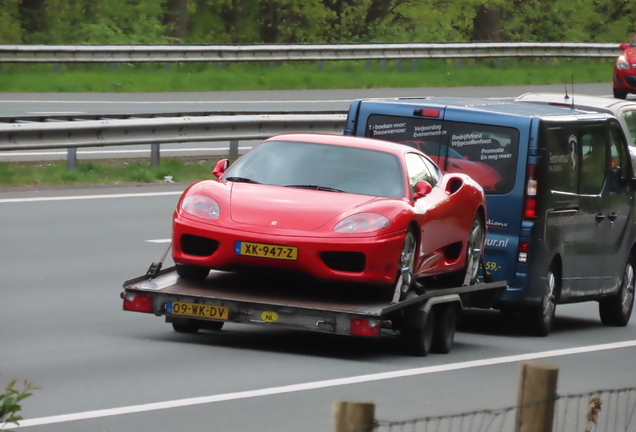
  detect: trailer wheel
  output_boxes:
[431,303,458,354]
[176,264,210,281]
[172,321,200,334]
[402,308,435,357]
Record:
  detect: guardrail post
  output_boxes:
[540,57,547,66]
[54,63,61,73]
[151,144,161,167]
[499,58,505,70]
[411,59,417,71]
[229,140,239,161]
[365,60,371,72]
[110,63,117,72]
[218,62,225,69]
[333,401,375,432]
[515,362,559,432]
[67,148,77,171]
[396,59,401,71]
[380,60,387,71]
[318,61,324,71]
[455,59,462,70]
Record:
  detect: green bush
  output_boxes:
[0,377,37,430]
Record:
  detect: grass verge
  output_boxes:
[0,158,220,188]
[0,58,613,92]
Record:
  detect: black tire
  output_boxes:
[599,256,635,327]
[441,213,485,287]
[402,308,435,357]
[395,229,417,301]
[526,264,558,337]
[614,87,628,99]
[431,303,458,354]
[176,264,210,280]
[200,320,225,331]
[172,321,200,333]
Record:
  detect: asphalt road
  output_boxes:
[0,83,614,162]
[1,86,635,432]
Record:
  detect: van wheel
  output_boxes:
[402,308,435,357]
[431,303,458,354]
[176,264,210,280]
[526,265,557,336]
[599,257,635,326]
[614,88,628,99]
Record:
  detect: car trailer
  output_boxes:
[122,266,506,356]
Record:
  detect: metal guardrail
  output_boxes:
[0,111,348,168]
[0,42,622,63]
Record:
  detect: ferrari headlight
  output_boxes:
[333,213,390,233]
[617,55,630,70]
[181,195,221,220]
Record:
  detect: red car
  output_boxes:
[614,36,636,99]
[401,140,502,193]
[172,134,487,298]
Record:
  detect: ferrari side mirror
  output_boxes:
[619,43,629,50]
[212,159,229,179]
[413,180,432,200]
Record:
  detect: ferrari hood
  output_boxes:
[229,183,376,230]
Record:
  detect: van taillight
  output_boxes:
[523,165,538,220]
[413,108,441,118]
[518,242,529,263]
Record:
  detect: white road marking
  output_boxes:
[0,99,351,105]
[146,239,171,243]
[0,147,253,157]
[0,191,182,204]
[26,111,86,115]
[6,339,636,429]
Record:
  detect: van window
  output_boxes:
[544,126,579,194]
[366,115,519,194]
[579,126,607,195]
[610,124,630,187]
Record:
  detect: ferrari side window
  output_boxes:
[405,153,435,191]
[419,156,440,186]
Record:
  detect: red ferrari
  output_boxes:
[172,134,487,298]
[614,36,636,99]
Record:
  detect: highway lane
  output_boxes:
[0,83,614,162]
[1,183,635,432]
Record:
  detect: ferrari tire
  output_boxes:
[172,320,200,334]
[525,264,558,337]
[402,308,435,357]
[441,213,485,287]
[176,264,210,281]
[599,256,635,327]
[614,87,628,99]
[431,303,458,354]
[395,229,417,301]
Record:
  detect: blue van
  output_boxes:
[345,97,636,335]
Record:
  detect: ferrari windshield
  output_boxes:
[223,140,405,198]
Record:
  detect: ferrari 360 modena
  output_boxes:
[172,133,487,298]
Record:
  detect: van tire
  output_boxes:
[176,264,210,280]
[599,256,635,327]
[526,265,558,336]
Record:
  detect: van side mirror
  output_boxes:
[212,159,229,179]
[620,43,629,50]
[413,180,432,200]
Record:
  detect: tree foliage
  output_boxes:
[0,0,634,44]
[0,378,37,430]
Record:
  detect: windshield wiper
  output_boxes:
[285,184,344,193]
[225,176,261,184]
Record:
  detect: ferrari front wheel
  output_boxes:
[176,263,210,281]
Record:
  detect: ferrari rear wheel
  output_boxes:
[176,264,210,281]
[441,214,484,287]
[396,230,417,300]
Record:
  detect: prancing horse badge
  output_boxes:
[271,221,277,225]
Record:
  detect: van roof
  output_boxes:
[356,96,609,120]
[515,92,636,113]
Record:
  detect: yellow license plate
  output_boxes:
[235,241,298,260]
[168,301,229,320]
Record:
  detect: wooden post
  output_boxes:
[515,362,559,432]
[333,401,375,432]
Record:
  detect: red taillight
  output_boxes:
[350,318,381,337]
[518,242,529,263]
[414,108,441,118]
[122,292,153,313]
[523,165,538,220]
